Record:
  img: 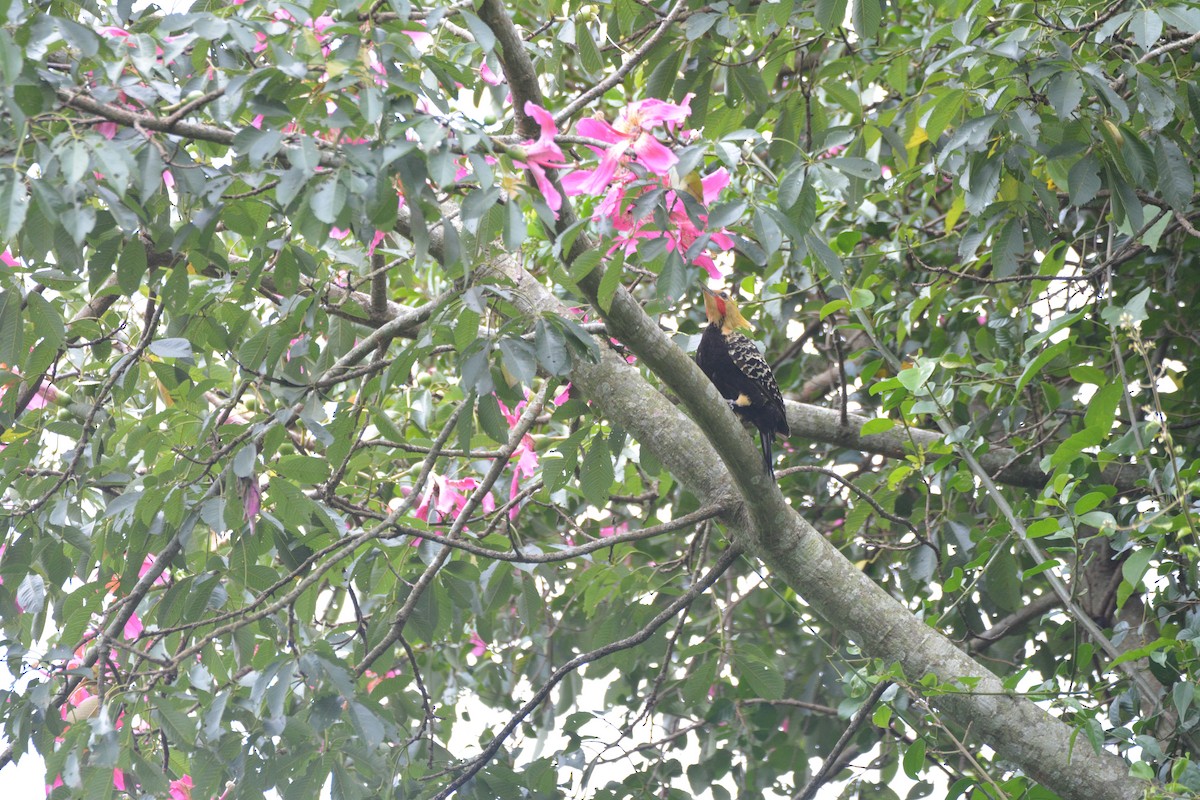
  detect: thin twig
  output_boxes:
[432,545,743,799]
[793,681,893,800]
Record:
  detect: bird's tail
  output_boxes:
[760,430,776,480]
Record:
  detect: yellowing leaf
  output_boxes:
[906,125,929,149]
[1000,174,1020,202]
[157,379,175,407]
[945,193,965,235]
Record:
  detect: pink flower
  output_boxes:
[413,475,495,526]
[468,631,488,657]
[599,521,629,538]
[113,768,126,791]
[508,443,539,520]
[495,393,545,520]
[138,554,170,586]
[365,668,401,693]
[480,62,502,86]
[368,229,387,256]
[0,250,18,267]
[169,774,193,800]
[242,479,261,534]
[514,102,566,212]
[565,95,693,195]
[401,24,433,49]
[575,168,733,278]
[123,611,143,640]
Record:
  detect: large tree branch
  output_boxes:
[784,401,1143,492]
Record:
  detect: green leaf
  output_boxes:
[806,233,843,279]
[684,12,719,40]
[903,738,926,780]
[1047,71,1084,118]
[985,544,1021,612]
[991,217,1023,278]
[1050,381,1122,467]
[460,11,496,51]
[348,701,385,750]
[1121,548,1153,587]
[477,392,509,443]
[576,23,604,75]
[733,649,783,700]
[276,455,330,485]
[238,328,271,370]
[310,175,347,225]
[0,171,29,240]
[25,292,64,349]
[645,49,683,101]
[1068,153,1102,208]
[557,315,601,363]
[897,359,935,393]
[0,289,24,368]
[454,308,480,352]
[149,338,193,359]
[579,437,614,506]
[852,0,881,38]
[154,697,199,746]
[1014,339,1069,394]
[535,320,570,376]
[656,250,689,302]
[1069,365,1108,386]
[16,573,45,615]
[827,157,881,180]
[1154,138,1192,213]
[815,0,848,30]
[1129,9,1162,49]
[597,256,622,312]
[682,656,718,706]
[730,65,769,111]
[499,337,538,387]
[819,298,848,319]
[859,417,894,436]
[925,89,965,143]
[568,248,604,284]
[1026,518,1059,538]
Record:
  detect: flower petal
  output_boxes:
[576,117,623,143]
[631,134,677,174]
[700,168,731,205]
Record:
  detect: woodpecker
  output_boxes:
[695,287,790,478]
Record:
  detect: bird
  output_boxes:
[695,287,790,479]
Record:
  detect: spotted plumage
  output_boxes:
[695,288,790,478]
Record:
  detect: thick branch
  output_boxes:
[785,401,1142,493]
